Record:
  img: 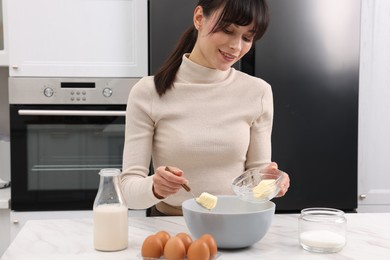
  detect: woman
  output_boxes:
[121,0,290,216]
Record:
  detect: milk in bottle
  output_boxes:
[93,168,128,251]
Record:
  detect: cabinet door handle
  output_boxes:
[12,219,19,224]
[359,194,367,200]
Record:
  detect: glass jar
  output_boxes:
[298,208,347,253]
[93,168,128,251]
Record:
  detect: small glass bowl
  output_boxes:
[231,168,284,203]
[299,208,347,253]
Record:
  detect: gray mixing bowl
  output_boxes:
[182,195,275,249]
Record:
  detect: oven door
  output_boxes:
[10,105,126,211]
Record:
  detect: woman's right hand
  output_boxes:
[152,166,188,199]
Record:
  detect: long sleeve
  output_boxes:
[121,77,161,209]
[245,84,274,170]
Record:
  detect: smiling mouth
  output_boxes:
[219,50,236,61]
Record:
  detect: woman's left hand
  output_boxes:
[263,162,290,197]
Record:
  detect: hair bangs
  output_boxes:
[211,0,269,41]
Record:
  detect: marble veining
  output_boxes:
[1,213,390,260]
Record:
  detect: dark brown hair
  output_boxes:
[154,0,269,96]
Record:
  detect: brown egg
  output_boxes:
[199,234,218,257]
[176,232,193,252]
[187,239,210,260]
[141,235,163,258]
[163,236,186,259]
[155,230,171,247]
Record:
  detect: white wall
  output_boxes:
[358,0,390,212]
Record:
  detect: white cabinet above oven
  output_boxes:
[7,0,148,77]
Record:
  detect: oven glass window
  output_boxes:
[27,123,124,190]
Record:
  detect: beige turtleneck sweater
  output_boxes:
[121,55,274,215]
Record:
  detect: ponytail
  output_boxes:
[154,26,198,97]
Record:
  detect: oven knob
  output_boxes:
[43,87,54,97]
[102,88,113,97]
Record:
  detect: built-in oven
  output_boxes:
[9,77,139,211]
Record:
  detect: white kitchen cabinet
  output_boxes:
[358,0,390,212]
[10,209,146,243]
[0,0,9,66]
[7,0,148,77]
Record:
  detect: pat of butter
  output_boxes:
[252,179,276,199]
[196,192,218,210]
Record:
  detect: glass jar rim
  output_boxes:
[99,168,121,177]
[300,208,345,222]
[301,207,345,215]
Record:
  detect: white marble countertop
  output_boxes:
[1,213,390,260]
[0,187,10,209]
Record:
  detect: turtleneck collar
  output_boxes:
[176,54,233,84]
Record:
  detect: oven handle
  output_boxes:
[18,109,126,116]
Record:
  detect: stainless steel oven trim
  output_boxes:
[18,109,126,116]
[9,77,139,105]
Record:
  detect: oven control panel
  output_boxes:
[9,77,141,105]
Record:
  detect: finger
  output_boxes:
[152,176,181,198]
[164,166,188,185]
[165,166,183,176]
[263,162,278,173]
[276,185,288,197]
[276,173,290,197]
[152,166,188,198]
[154,173,183,190]
[270,162,278,170]
[155,166,183,185]
[282,172,290,188]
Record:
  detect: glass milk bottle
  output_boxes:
[93,168,128,251]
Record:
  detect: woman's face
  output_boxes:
[189,6,255,71]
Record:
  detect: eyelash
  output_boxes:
[222,28,253,42]
[222,28,233,34]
